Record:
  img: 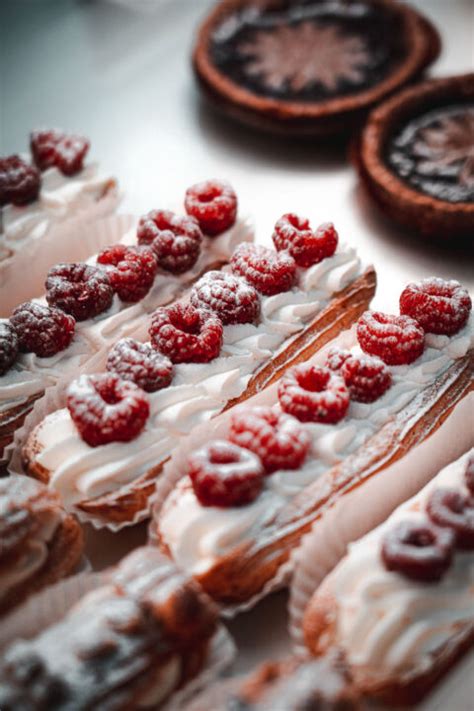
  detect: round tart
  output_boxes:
[355,73,474,238]
[192,0,440,136]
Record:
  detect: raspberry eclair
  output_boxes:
[153,277,473,608]
[22,217,375,527]
[1,180,252,464]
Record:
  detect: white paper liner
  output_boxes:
[180,677,244,711]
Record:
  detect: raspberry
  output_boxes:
[10,302,75,358]
[190,271,260,325]
[30,129,89,176]
[106,338,173,392]
[357,311,425,366]
[67,373,149,447]
[46,263,114,321]
[278,364,349,424]
[326,348,392,403]
[97,244,157,303]
[0,155,40,207]
[184,179,237,236]
[149,302,223,364]
[229,406,310,474]
[0,320,19,375]
[426,488,474,549]
[381,520,454,582]
[137,210,202,274]
[231,243,296,296]
[187,440,264,507]
[466,454,474,495]
[400,278,472,336]
[272,214,338,268]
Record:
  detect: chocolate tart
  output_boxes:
[193,0,441,136]
[355,73,474,238]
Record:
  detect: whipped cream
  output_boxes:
[158,316,473,575]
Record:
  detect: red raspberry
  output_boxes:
[106,338,173,392]
[0,321,19,375]
[30,129,89,176]
[137,209,202,274]
[381,520,454,582]
[229,406,310,473]
[66,373,150,447]
[427,488,474,550]
[278,364,349,424]
[326,348,392,403]
[45,263,114,321]
[97,244,157,303]
[0,155,41,207]
[10,302,75,358]
[272,214,338,268]
[190,271,260,325]
[184,179,237,236]
[231,243,296,296]
[187,440,264,507]
[466,453,474,495]
[357,311,425,366]
[400,278,472,336]
[149,302,223,364]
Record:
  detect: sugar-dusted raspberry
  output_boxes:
[106,338,173,393]
[46,263,114,321]
[187,440,264,507]
[149,302,223,364]
[0,155,41,207]
[184,179,237,236]
[381,519,454,582]
[326,348,392,403]
[230,243,296,296]
[0,320,19,375]
[190,271,260,325]
[278,364,349,424]
[30,129,89,176]
[229,406,310,474]
[400,278,472,336]
[272,214,338,268]
[137,209,202,274]
[97,244,157,303]
[427,488,474,550]
[10,302,75,358]
[357,311,424,366]
[466,453,474,495]
[67,373,150,447]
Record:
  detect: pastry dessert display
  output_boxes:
[192,0,440,136]
[22,218,375,528]
[153,277,473,608]
[0,179,252,465]
[0,547,225,710]
[0,130,120,315]
[0,475,83,617]
[355,73,474,238]
[300,449,474,705]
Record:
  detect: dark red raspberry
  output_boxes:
[357,311,425,366]
[149,302,223,364]
[137,209,202,274]
[184,179,237,236]
[106,338,173,393]
[427,488,474,549]
[10,302,75,358]
[97,244,157,303]
[30,129,89,176]
[230,243,296,296]
[190,271,260,325]
[466,453,474,495]
[326,348,392,403]
[278,364,349,424]
[0,320,19,375]
[187,440,264,507]
[0,155,41,207]
[381,519,454,582]
[229,406,310,474]
[67,373,149,447]
[272,214,338,268]
[400,278,472,336]
[45,263,114,321]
